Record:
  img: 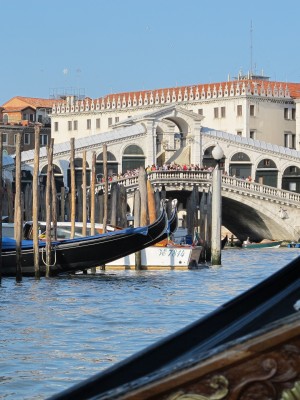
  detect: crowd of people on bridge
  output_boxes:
[100,163,217,183]
[97,162,254,183]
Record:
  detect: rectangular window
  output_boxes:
[108,117,112,126]
[292,108,296,120]
[198,109,203,115]
[24,133,30,145]
[237,131,242,136]
[284,133,288,147]
[40,134,48,146]
[284,132,296,148]
[115,117,119,123]
[22,113,26,120]
[284,108,289,119]
[250,130,255,139]
[237,105,242,116]
[2,133,7,144]
[214,107,219,118]
[73,120,78,130]
[38,115,43,123]
[221,106,226,118]
[54,122,58,132]
[87,119,91,129]
[68,121,72,131]
[96,118,100,129]
[250,105,255,116]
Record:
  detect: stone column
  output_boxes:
[144,119,157,166]
[190,121,202,166]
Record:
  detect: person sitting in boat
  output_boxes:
[243,237,251,245]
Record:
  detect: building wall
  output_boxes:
[51,83,297,151]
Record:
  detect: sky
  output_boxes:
[1,0,300,105]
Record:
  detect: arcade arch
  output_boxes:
[40,164,64,191]
[122,145,145,173]
[255,158,278,187]
[96,151,118,180]
[282,165,300,193]
[202,146,226,170]
[229,152,252,179]
[67,158,89,189]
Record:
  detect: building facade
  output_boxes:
[0,96,53,155]
[50,75,300,157]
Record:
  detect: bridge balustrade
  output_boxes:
[95,170,300,207]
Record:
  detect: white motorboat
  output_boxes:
[106,239,202,269]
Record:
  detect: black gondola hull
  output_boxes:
[1,205,168,276]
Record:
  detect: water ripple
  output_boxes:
[0,248,299,399]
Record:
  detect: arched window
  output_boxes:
[67,158,89,188]
[257,159,277,169]
[282,165,300,193]
[122,145,145,173]
[97,151,118,178]
[41,164,64,191]
[231,152,250,162]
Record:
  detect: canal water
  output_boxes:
[0,247,299,399]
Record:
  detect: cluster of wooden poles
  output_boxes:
[0,126,218,282]
[0,127,171,282]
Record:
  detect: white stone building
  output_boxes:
[51,74,300,157]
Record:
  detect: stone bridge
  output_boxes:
[96,170,300,242]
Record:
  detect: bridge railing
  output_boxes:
[221,175,300,205]
[95,170,300,206]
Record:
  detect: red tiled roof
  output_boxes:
[91,79,300,103]
[2,106,35,112]
[2,96,54,109]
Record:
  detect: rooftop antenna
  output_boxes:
[250,20,253,77]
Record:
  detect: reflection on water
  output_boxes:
[0,248,299,399]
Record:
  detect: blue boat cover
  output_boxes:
[1,237,47,250]
[1,225,149,250]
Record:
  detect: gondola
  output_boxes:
[0,202,168,277]
[48,254,300,400]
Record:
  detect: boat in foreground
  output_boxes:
[242,238,282,249]
[48,254,300,400]
[0,203,168,277]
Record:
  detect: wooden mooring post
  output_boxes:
[33,124,41,278]
[135,167,148,270]
[45,139,54,277]
[90,151,96,274]
[0,132,3,283]
[70,138,76,239]
[133,189,141,270]
[14,132,23,282]
[82,150,87,237]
